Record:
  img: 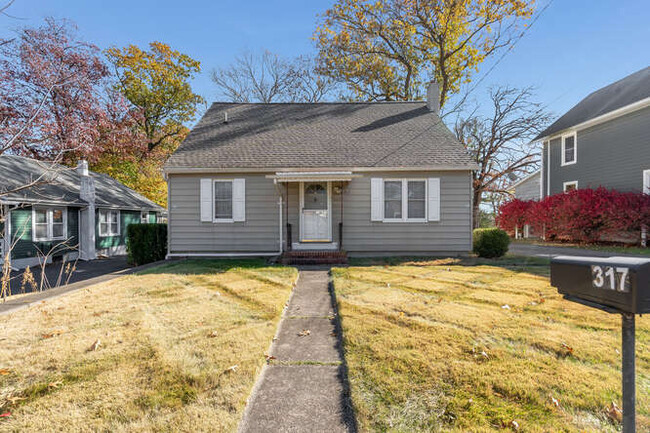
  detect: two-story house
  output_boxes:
[537,66,650,197]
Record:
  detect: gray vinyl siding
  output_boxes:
[168,171,472,256]
[514,172,540,201]
[548,106,650,195]
[169,174,280,253]
[342,171,471,255]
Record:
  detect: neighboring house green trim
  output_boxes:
[10,206,79,260]
[95,209,141,250]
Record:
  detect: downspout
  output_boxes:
[273,180,284,256]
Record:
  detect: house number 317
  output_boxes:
[591,265,630,293]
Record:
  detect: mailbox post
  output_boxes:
[551,256,650,433]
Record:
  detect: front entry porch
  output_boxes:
[267,171,359,264]
[268,171,360,254]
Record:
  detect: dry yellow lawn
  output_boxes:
[0,259,296,432]
[333,257,650,432]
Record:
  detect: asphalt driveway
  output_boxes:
[509,241,650,259]
[7,256,132,295]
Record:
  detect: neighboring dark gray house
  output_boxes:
[537,66,650,196]
[510,171,541,201]
[164,84,476,259]
[0,155,164,269]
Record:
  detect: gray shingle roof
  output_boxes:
[164,102,475,170]
[536,66,650,140]
[0,154,164,211]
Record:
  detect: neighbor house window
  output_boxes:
[563,181,578,192]
[32,207,67,241]
[214,180,233,221]
[99,209,120,236]
[140,211,148,224]
[561,133,577,166]
[383,179,426,222]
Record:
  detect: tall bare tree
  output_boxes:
[455,86,552,228]
[211,51,335,103]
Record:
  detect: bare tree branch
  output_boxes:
[455,86,552,228]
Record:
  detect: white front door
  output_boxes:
[300,182,330,242]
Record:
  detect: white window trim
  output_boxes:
[561,132,577,166]
[32,206,68,242]
[643,169,650,195]
[213,179,234,223]
[140,211,148,224]
[382,178,427,223]
[98,209,121,237]
[563,181,578,192]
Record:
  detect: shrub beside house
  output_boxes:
[498,188,650,245]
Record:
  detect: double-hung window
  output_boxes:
[561,133,577,166]
[99,209,120,237]
[33,207,67,241]
[383,179,427,222]
[214,180,233,221]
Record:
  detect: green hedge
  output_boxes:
[473,228,510,258]
[127,223,167,266]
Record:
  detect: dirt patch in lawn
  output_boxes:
[0,259,296,432]
[333,261,649,432]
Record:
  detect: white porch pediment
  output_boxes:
[266,171,361,183]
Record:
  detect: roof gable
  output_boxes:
[536,66,650,140]
[165,102,474,171]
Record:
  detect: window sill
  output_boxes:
[381,219,428,223]
[33,237,68,242]
[560,160,577,167]
[213,219,235,223]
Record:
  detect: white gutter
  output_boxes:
[536,96,650,143]
[164,164,478,175]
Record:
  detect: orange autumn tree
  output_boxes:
[315,0,536,106]
[100,42,204,206]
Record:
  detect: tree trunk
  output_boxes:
[472,189,482,229]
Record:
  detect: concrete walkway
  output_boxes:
[239,268,357,433]
[510,242,650,259]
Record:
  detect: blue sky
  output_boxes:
[2,0,649,123]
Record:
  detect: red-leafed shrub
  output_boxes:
[497,188,650,245]
[496,199,531,235]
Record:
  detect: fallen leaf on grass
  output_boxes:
[48,381,63,390]
[605,401,622,423]
[6,396,25,405]
[0,369,10,376]
[207,331,219,338]
[297,329,311,337]
[265,355,276,362]
[41,330,64,339]
[561,342,574,355]
[88,339,101,352]
[0,412,10,418]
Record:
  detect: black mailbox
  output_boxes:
[551,255,650,314]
